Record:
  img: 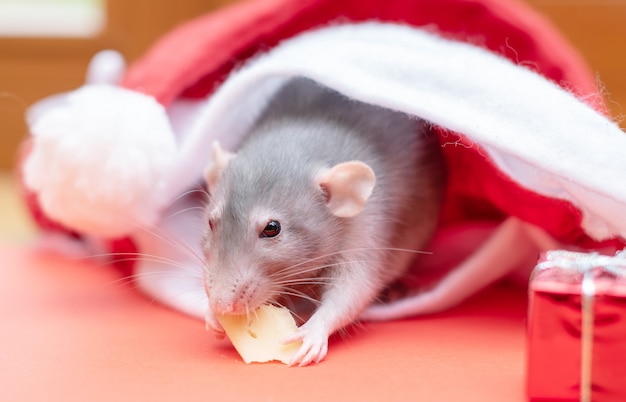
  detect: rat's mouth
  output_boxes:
[208,282,266,316]
[211,297,257,315]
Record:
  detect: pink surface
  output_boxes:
[0,245,527,401]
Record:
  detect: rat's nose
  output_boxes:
[207,274,260,315]
[210,297,249,315]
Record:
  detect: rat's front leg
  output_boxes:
[282,257,381,366]
[282,310,332,366]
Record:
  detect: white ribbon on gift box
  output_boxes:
[536,249,626,402]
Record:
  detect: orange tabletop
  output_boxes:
[0,245,528,401]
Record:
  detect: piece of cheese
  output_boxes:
[217,305,302,364]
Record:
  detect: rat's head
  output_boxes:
[201,141,376,315]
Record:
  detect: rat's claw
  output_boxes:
[283,326,329,366]
[205,309,225,339]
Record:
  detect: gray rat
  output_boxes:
[202,78,446,366]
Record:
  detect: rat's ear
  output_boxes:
[204,141,235,191]
[315,161,376,218]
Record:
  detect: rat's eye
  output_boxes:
[260,220,281,238]
[208,218,215,231]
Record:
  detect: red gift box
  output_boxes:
[527,250,626,402]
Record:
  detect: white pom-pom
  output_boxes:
[23,85,178,238]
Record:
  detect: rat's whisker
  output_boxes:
[267,297,307,323]
[110,214,206,268]
[271,259,377,281]
[272,247,431,278]
[251,306,259,321]
[142,225,206,267]
[272,277,335,287]
[165,205,209,220]
[84,252,198,274]
[163,187,210,210]
[103,268,202,289]
[278,288,321,306]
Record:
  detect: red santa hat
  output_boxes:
[18,0,626,315]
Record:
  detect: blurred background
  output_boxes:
[1,0,625,241]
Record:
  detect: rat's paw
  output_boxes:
[205,309,225,339]
[282,324,329,367]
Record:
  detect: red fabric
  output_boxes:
[123,0,601,109]
[24,0,624,259]
[436,128,624,251]
[121,0,618,250]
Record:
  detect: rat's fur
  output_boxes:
[202,78,445,365]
